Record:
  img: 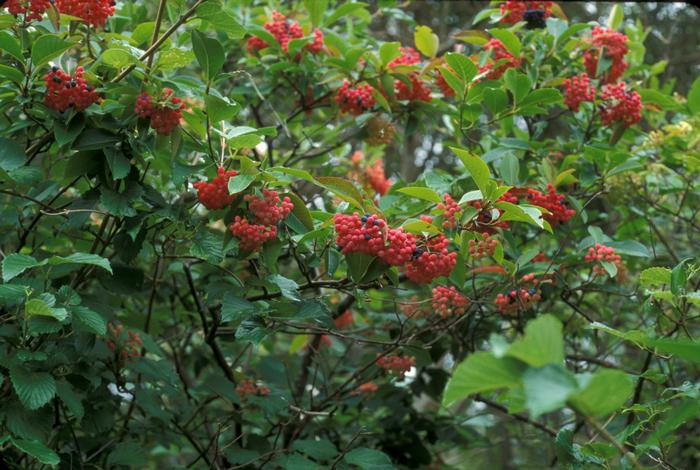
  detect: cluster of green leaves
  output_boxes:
[0,0,699,469]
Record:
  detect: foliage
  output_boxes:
[0,0,699,468]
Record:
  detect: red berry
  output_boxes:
[44,67,100,112]
[599,82,641,127]
[5,0,51,22]
[246,10,323,55]
[437,194,461,229]
[364,160,391,196]
[583,27,629,84]
[335,80,376,115]
[482,39,520,80]
[499,1,553,24]
[404,234,457,284]
[431,285,469,317]
[55,0,116,28]
[244,189,294,225]
[134,88,185,135]
[376,354,415,379]
[192,167,239,210]
[229,216,278,252]
[563,73,596,112]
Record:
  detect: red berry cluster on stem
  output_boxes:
[468,232,498,259]
[335,80,376,115]
[431,285,469,317]
[600,82,642,127]
[494,288,541,315]
[404,234,457,284]
[524,184,576,225]
[437,194,461,229]
[563,73,596,112]
[499,1,553,24]
[235,378,270,400]
[247,10,323,55]
[55,0,116,28]
[584,243,623,277]
[193,167,239,210]
[230,189,294,252]
[5,0,51,22]
[365,160,392,196]
[584,26,629,84]
[376,354,415,379]
[106,323,142,363]
[135,88,185,135]
[388,47,432,103]
[333,213,417,266]
[44,66,100,112]
[481,39,520,80]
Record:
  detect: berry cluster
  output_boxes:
[431,285,469,317]
[467,199,509,232]
[365,160,392,196]
[494,288,541,315]
[435,65,456,98]
[230,189,294,252]
[600,82,642,127]
[437,194,461,229]
[335,80,376,115]
[333,213,417,266]
[44,66,100,112]
[584,243,622,277]
[404,234,457,283]
[563,73,596,112]
[482,39,520,80]
[376,354,415,379]
[334,310,354,329]
[106,323,142,363]
[54,0,116,28]
[134,88,185,135]
[468,232,498,259]
[395,75,433,102]
[247,10,323,55]
[365,117,396,146]
[235,379,270,400]
[388,47,432,103]
[192,167,239,210]
[524,184,576,225]
[351,382,379,397]
[499,1,553,25]
[5,0,51,22]
[584,27,628,84]
[245,189,294,225]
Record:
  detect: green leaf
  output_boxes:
[396,186,441,204]
[191,30,225,80]
[688,76,700,115]
[104,147,131,179]
[25,298,67,322]
[487,28,521,56]
[2,254,40,282]
[507,314,564,367]
[315,176,364,210]
[205,95,240,123]
[221,292,257,326]
[503,68,532,104]
[555,23,591,49]
[451,147,491,197]
[0,137,26,172]
[47,253,112,275]
[305,0,328,27]
[74,128,121,151]
[31,35,73,69]
[523,364,578,417]
[0,63,25,84]
[107,441,147,466]
[326,2,369,26]
[268,274,300,301]
[452,29,490,46]
[12,439,60,466]
[484,87,508,114]
[652,338,700,363]
[155,48,195,71]
[293,439,338,461]
[640,267,672,287]
[56,380,84,420]
[443,352,524,406]
[568,369,633,417]
[445,52,478,82]
[344,448,395,470]
[0,284,30,306]
[228,173,255,194]
[71,306,107,335]
[196,1,246,38]
[101,48,138,68]
[643,399,700,447]
[520,88,562,107]
[607,4,624,30]
[0,31,24,63]
[10,367,56,410]
[379,42,401,67]
[414,25,438,58]
[671,258,689,295]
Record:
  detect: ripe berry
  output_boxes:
[387,47,431,102]
[229,216,278,252]
[246,10,323,55]
[563,73,596,112]
[365,160,391,196]
[244,189,294,225]
[584,243,623,277]
[584,27,629,84]
[5,0,51,22]
[404,234,457,283]
[335,80,376,115]
[524,184,576,225]
[387,47,420,68]
[44,67,99,112]
[494,288,541,315]
[192,167,239,210]
[107,323,142,364]
[235,378,270,400]
[435,65,456,98]
[499,1,553,25]
[431,285,469,317]
[468,232,498,259]
[376,354,415,379]
[55,0,116,28]
[599,82,642,127]
[134,88,185,135]
[437,194,461,229]
[482,39,520,80]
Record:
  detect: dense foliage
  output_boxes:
[1,1,699,468]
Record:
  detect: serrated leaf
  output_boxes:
[71,306,107,335]
[221,292,257,325]
[267,274,299,301]
[48,253,113,275]
[10,367,56,410]
[2,253,40,282]
[12,439,60,466]
[443,352,524,406]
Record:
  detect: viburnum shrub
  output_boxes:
[0,1,698,468]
